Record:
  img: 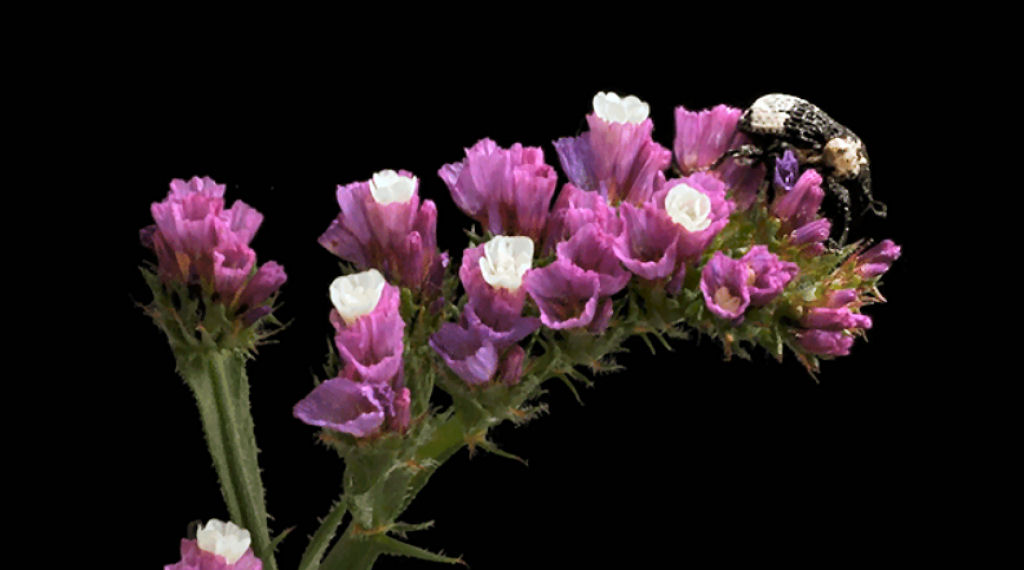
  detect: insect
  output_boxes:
[717,93,887,245]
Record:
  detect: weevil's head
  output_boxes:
[824,135,868,179]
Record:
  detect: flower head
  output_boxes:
[319,169,444,294]
[438,139,557,243]
[554,92,671,205]
[164,519,262,570]
[700,252,751,321]
[855,239,902,279]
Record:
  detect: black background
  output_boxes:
[108,48,938,568]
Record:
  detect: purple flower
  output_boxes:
[292,377,386,438]
[773,150,800,192]
[672,104,765,211]
[438,139,557,244]
[741,246,798,307]
[801,307,873,331]
[612,201,680,284]
[142,176,285,318]
[554,92,671,205]
[823,288,858,308]
[856,239,902,278]
[542,183,622,255]
[165,520,262,570]
[498,345,526,387]
[699,252,751,321]
[523,259,602,330]
[653,173,735,263]
[429,322,499,386]
[556,223,630,296]
[797,329,855,356]
[458,238,540,348]
[319,170,444,294]
[789,218,832,247]
[328,271,405,386]
[771,169,825,229]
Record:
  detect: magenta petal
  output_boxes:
[673,104,744,174]
[557,223,630,296]
[543,183,621,255]
[430,323,499,385]
[212,242,256,302]
[798,329,854,356]
[699,252,751,321]
[740,245,798,307]
[523,260,601,330]
[237,261,287,310]
[293,377,385,438]
[165,538,264,570]
[463,298,540,349]
[332,284,405,385]
[772,169,824,228]
[612,202,680,281]
[801,307,873,331]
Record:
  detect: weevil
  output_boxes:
[718,93,887,245]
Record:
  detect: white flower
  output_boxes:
[592,91,649,124]
[664,183,712,232]
[196,519,251,565]
[330,269,386,324]
[479,235,534,291]
[369,169,416,204]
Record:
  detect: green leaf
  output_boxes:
[297,496,347,570]
[373,535,467,566]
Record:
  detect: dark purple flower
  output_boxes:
[318,170,444,294]
[523,259,602,330]
[438,139,558,244]
[771,169,825,229]
[823,288,858,308]
[797,329,855,356]
[164,520,262,570]
[773,150,800,192]
[429,322,499,386]
[856,239,902,278]
[699,252,751,321]
[554,92,671,205]
[542,183,622,255]
[740,246,798,307]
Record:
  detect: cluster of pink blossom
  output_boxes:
[140,177,286,325]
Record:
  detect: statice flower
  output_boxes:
[294,269,410,438]
[796,288,873,357]
[772,168,825,231]
[523,259,605,332]
[141,176,286,321]
[741,246,799,307]
[165,519,262,570]
[438,139,558,244]
[554,92,671,205]
[542,183,622,255]
[429,322,500,386]
[855,239,902,278]
[773,150,800,192]
[654,173,734,263]
[459,236,540,349]
[699,252,752,321]
[673,104,766,210]
[319,170,445,295]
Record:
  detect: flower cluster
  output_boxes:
[319,170,446,296]
[140,177,286,324]
[293,269,411,438]
[165,519,262,570]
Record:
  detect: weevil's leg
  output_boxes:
[858,164,887,218]
[711,143,763,169]
[826,178,853,247]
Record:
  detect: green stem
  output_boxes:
[180,350,279,570]
[320,525,382,570]
[298,495,348,570]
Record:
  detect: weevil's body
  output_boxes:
[728,93,886,245]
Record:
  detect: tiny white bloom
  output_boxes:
[664,183,712,232]
[479,235,534,291]
[713,286,743,315]
[369,169,416,204]
[593,91,649,124]
[196,519,251,565]
[330,269,386,324]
